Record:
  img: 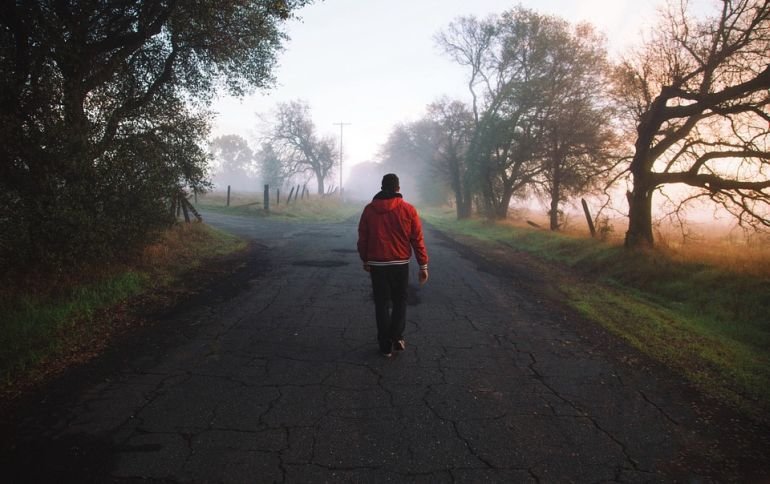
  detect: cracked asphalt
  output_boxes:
[2,211,769,483]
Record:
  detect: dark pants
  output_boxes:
[370,264,409,352]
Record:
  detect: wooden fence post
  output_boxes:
[264,184,270,212]
[581,198,596,238]
[184,196,203,222]
[226,185,231,207]
[181,196,191,222]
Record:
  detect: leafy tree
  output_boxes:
[436,9,557,218]
[0,0,309,270]
[209,135,256,190]
[267,100,336,195]
[438,8,621,222]
[538,96,619,230]
[614,0,770,248]
[424,99,475,218]
[534,23,619,230]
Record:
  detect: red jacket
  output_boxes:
[357,192,429,269]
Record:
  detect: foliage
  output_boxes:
[614,0,770,248]
[532,23,620,230]
[436,7,617,221]
[0,0,309,271]
[424,99,475,217]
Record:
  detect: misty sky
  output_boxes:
[210,0,713,186]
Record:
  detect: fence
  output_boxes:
[195,184,314,213]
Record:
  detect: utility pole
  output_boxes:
[333,121,351,197]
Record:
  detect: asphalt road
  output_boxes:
[3,210,769,482]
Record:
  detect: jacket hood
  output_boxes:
[370,191,403,213]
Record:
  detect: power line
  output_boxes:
[333,121,351,196]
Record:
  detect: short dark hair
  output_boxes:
[381,173,399,192]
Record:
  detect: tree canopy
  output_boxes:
[0,0,309,270]
[436,7,617,222]
[429,1,769,243]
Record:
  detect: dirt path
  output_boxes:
[2,211,768,482]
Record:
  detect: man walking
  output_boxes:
[357,173,429,357]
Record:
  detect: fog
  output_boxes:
[209,175,262,194]
[343,162,427,204]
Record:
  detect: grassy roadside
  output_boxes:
[197,193,361,222]
[0,223,246,400]
[422,208,770,421]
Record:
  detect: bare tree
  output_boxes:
[268,100,336,195]
[434,15,496,126]
[614,0,770,248]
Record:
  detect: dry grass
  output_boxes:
[140,222,244,268]
[197,191,360,222]
[482,206,770,277]
[653,230,770,278]
[659,242,770,277]
[198,191,265,209]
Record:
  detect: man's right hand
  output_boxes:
[418,268,429,285]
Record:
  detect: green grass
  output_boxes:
[422,208,770,420]
[0,273,146,382]
[0,223,246,389]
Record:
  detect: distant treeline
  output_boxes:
[215,3,770,249]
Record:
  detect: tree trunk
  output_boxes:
[549,196,560,231]
[493,185,514,219]
[549,166,561,231]
[457,185,472,219]
[315,172,325,195]
[625,182,655,248]
[450,161,466,219]
[454,193,465,219]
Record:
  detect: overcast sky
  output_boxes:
[210,0,712,185]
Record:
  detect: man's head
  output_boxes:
[381,173,400,193]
